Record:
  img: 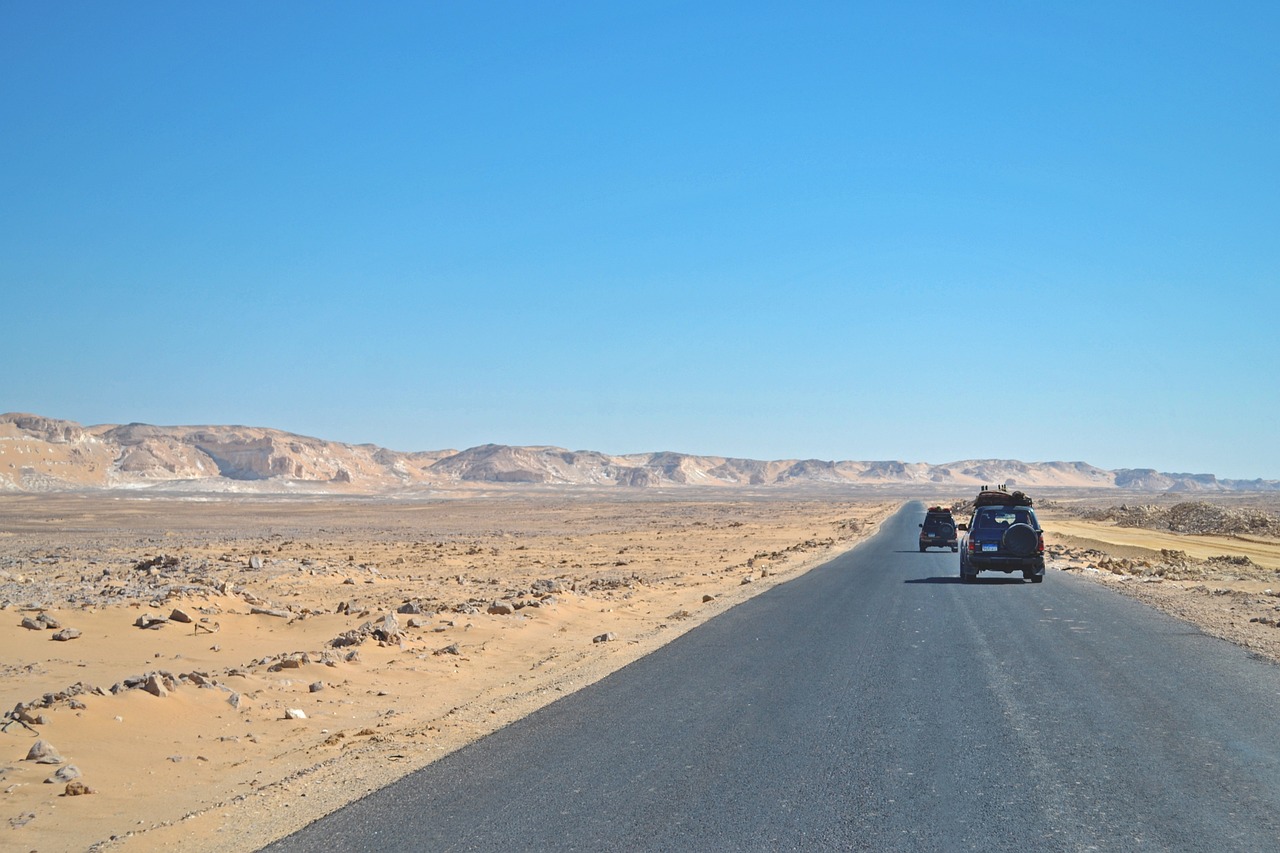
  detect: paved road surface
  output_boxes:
[265,503,1280,851]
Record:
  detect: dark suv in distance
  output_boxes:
[958,487,1045,582]
[918,506,958,552]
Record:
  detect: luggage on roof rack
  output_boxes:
[974,486,1033,507]
[926,506,952,515]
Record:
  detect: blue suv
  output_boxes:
[958,487,1045,583]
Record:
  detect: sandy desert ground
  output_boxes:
[4,491,1280,853]
[0,492,895,852]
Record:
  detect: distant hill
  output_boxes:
[1,413,1276,494]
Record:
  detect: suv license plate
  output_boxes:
[982,543,998,552]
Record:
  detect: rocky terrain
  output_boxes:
[1038,494,1280,667]
[0,492,893,852]
[1059,500,1280,536]
[4,413,1278,494]
[4,482,1280,852]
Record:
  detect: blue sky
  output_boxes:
[3,2,1277,479]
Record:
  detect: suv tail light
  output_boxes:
[1037,533,1044,553]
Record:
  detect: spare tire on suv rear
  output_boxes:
[1001,523,1038,557]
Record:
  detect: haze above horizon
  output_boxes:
[3,3,1277,480]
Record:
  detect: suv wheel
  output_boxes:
[1001,523,1039,558]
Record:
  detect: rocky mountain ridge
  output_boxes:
[2,412,1276,494]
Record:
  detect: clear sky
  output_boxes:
[3,2,1277,479]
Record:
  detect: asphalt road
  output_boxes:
[264,503,1280,851]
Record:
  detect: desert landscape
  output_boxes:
[1,490,897,852]
[8,5,1274,846]
[5,414,1280,852]
[5,491,1280,852]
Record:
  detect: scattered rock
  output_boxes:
[284,708,307,720]
[1078,501,1280,537]
[12,703,40,724]
[135,555,178,572]
[20,616,43,630]
[52,628,82,641]
[371,613,401,643]
[329,629,366,648]
[308,681,324,693]
[434,643,461,656]
[142,674,170,697]
[169,608,194,623]
[25,740,64,764]
[249,555,263,569]
[64,780,94,796]
[36,613,61,629]
[592,632,617,644]
[45,765,81,784]
[135,613,168,630]
[250,607,291,618]
[487,601,515,616]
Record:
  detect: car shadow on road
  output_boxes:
[904,577,1027,585]
[892,550,959,554]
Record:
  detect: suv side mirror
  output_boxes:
[918,523,923,528]
[957,523,968,532]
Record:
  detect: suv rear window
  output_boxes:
[976,508,1036,529]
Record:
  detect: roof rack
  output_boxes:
[974,485,1033,507]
